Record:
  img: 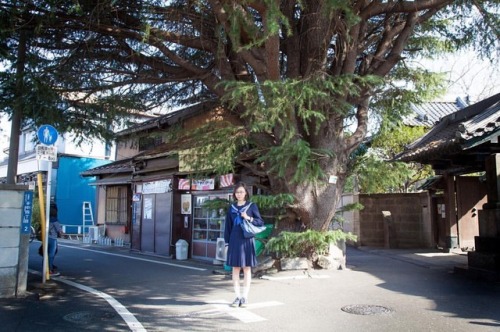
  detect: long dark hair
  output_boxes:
[232,182,250,201]
[49,204,58,219]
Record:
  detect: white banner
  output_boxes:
[142,179,172,194]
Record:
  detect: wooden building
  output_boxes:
[82,101,262,261]
[395,93,500,278]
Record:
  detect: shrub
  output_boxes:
[265,229,357,259]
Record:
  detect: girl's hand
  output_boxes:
[241,212,251,221]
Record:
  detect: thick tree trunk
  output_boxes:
[277,176,346,232]
[6,29,27,184]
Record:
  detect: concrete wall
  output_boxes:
[334,194,361,245]
[0,185,29,298]
[358,192,433,249]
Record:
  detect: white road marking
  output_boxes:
[29,269,146,332]
[32,244,284,327]
[58,244,206,271]
[207,300,284,323]
[260,274,330,280]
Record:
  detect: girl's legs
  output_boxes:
[241,266,252,300]
[232,267,242,302]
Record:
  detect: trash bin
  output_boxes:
[175,239,188,260]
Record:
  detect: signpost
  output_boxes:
[36,145,57,162]
[37,125,58,146]
[36,125,58,283]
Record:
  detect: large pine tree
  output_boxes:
[1,1,498,229]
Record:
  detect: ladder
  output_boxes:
[82,201,94,236]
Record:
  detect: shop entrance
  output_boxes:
[141,192,172,255]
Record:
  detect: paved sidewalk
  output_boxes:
[356,247,468,271]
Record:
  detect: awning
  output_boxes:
[417,176,444,191]
[131,171,177,183]
[88,176,132,186]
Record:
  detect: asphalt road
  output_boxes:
[3,240,500,331]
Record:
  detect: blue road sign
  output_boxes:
[21,191,33,234]
[37,125,58,146]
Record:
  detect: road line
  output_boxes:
[246,300,284,309]
[29,269,146,332]
[58,244,206,271]
[207,300,283,323]
[211,303,267,323]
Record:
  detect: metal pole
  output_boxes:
[37,172,47,283]
[43,163,53,282]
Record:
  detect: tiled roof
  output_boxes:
[404,97,468,127]
[394,93,500,169]
[116,100,218,137]
[82,101,221,177]
[81,157,133,176]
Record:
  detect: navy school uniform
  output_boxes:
[224,201,264,267]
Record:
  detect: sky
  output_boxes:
[420,50,499,103]
[0,52,498,161]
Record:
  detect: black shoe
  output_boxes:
[239,298,247,308]
[49,271,60,277]
[231,297,240,307]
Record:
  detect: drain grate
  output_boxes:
[341,304,394,315]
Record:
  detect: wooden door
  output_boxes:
[456,176,487,250]
[154,192,172,256]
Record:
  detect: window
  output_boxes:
[138,135,163,151]
[191,193,232,260]
[23,131,36,153]
[105,186,129,224]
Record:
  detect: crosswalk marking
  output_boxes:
[207,300,284,323]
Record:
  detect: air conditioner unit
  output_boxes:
[88,226,99,242]
[215,238,226,261]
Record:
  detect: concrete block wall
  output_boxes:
[0,185,29,298]
[359,192,432,248]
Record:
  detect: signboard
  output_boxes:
[178,178,191,190]
[132,193,142,202]
[37,125,58,146]
[181,194,192,214]
[191,178,215,191]
[21,191,34,234]
[142,179,172,194]
[36,145,58,162]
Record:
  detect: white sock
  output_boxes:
[233,282,241,298]
[242,285,250,299]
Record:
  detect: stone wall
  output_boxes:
[0,185,29,298]
[358,192,433,248]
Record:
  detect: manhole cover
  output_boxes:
[63,311,94,324]
[341,304,393,315]
[63,310,117,324]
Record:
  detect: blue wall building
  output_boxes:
[55,155,110,230]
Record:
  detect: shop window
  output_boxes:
[106,186,128,224]
[192,193,232,260]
